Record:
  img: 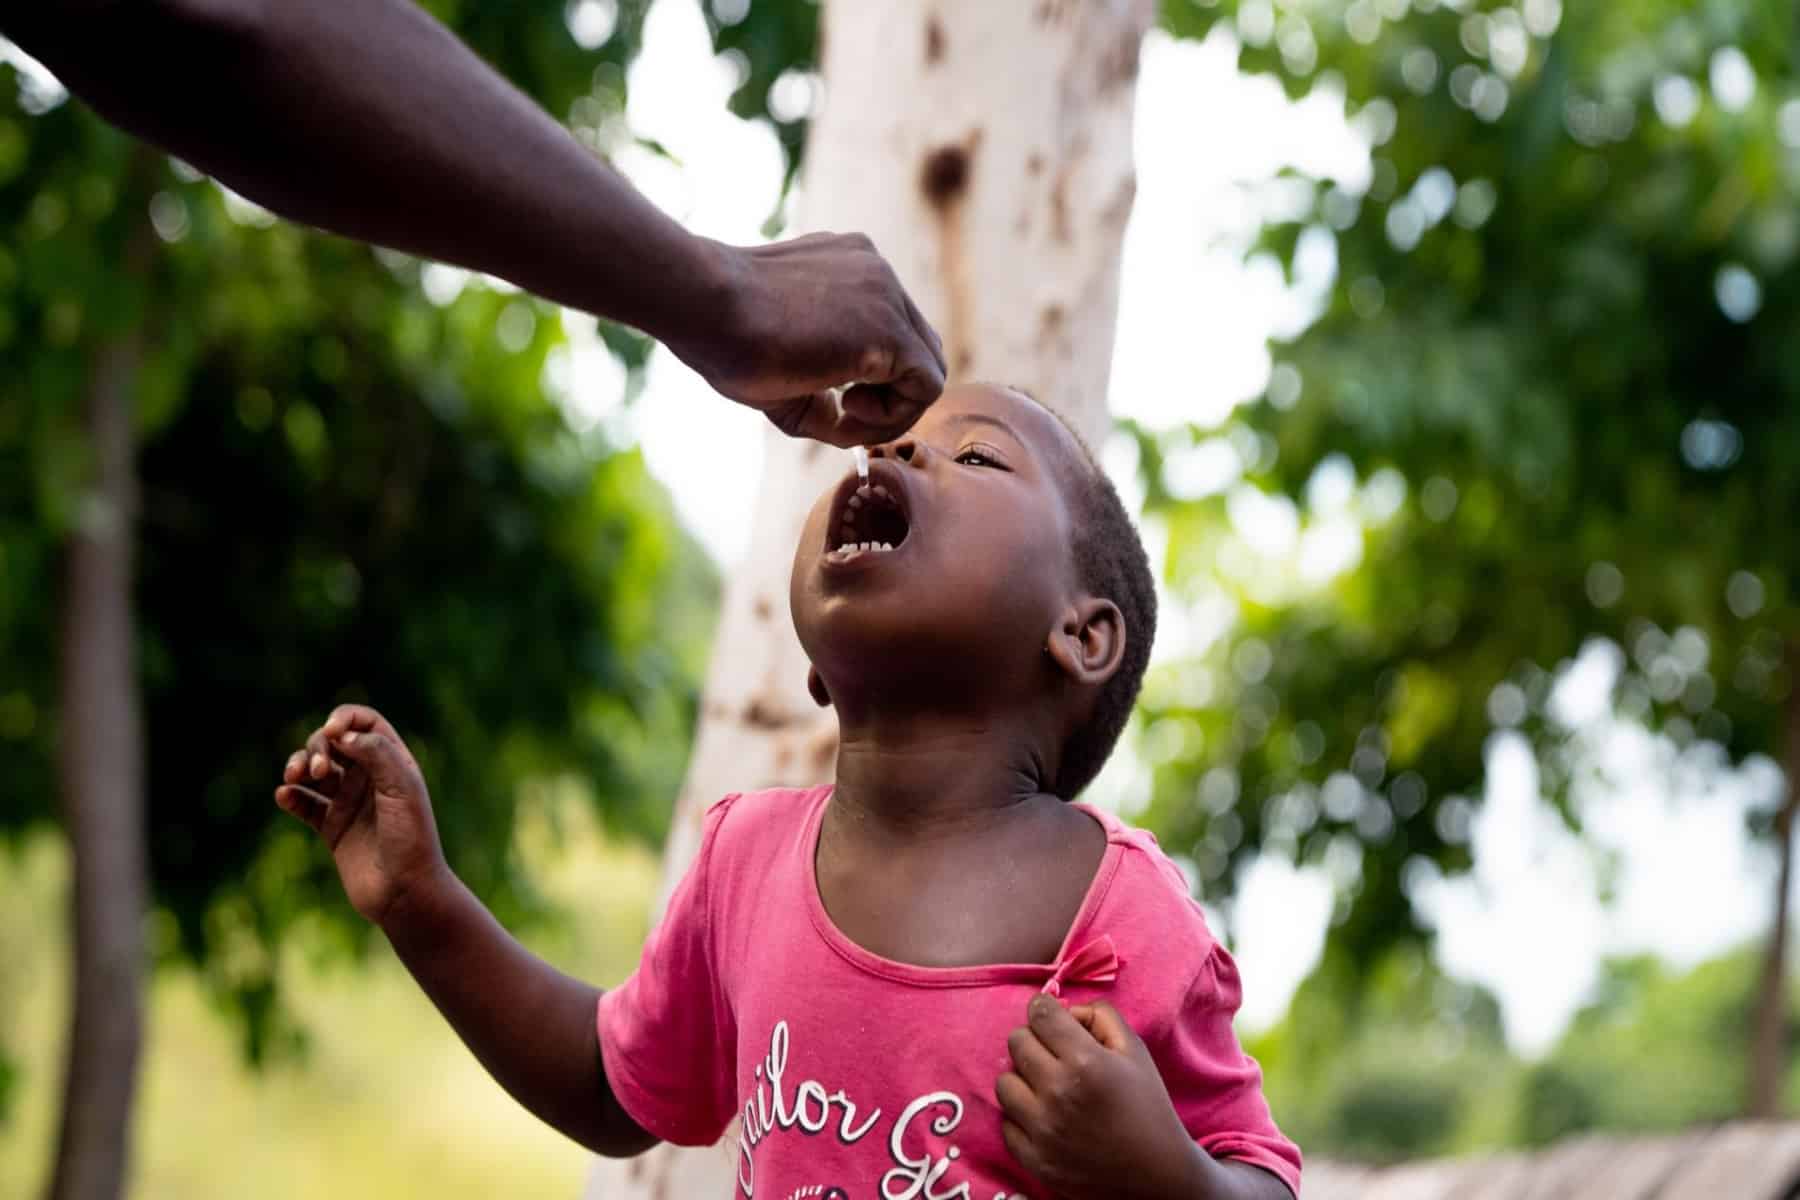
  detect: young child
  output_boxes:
[275,382,1301,1200]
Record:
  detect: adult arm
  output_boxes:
[3,0,944,442]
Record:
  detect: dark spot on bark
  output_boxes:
[1102,29,1144,91]
[753,597,772,620]
[925,16,946,64]
[743,699,789,730]
[1042,304,1066,332]
[921,144,971,210]
[1049,171,1071,244]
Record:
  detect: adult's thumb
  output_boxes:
[761,393,869,448]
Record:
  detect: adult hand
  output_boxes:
[673,232,948,447]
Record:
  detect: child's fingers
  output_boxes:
[1005,1025,1060,1091]
[274,784,331,834]
[315,780,369,849]
[1068,1002,1125,1051]
[322,706,417,770]
[994,1071,1044,1132]
[1000,1117,1044,1179]
[323,704,398,742]
[304,727,344,783]
[1069,1001,1150,1061]
[284,750,308,785]
[1026,992,1094,1061]
[329,729,420,794]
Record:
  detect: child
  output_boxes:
[276,382,1301,1199]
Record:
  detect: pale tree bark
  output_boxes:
[585,0,1151,1194]
[1747,643,1800,1118]
[46,329,149,1198]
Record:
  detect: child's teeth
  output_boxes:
[881,542,892,551]
[874,486,890,499]
[848,494,863,508]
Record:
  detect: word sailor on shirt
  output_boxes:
[738,1020,1028,1200]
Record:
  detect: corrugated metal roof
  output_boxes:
[1303,1123,1800,1200]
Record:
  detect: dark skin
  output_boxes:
[793,385,1290,1199]
[3,0,944,444]
[274,385,1288,1197]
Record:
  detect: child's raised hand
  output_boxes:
[996,995,1206,1200]
[275,704,448,928]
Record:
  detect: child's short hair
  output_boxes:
[1031,398,1158,800]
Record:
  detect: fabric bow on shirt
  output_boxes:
[1039,934,1121,997]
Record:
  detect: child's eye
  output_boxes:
[955,447,1004,469]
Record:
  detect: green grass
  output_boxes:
[0,799,660,1200]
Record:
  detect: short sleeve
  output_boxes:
[596,796,738,1146]
[1160,941,1303,1198]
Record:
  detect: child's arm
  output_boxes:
[996,996,1292,1200]
[276,705,655,1157]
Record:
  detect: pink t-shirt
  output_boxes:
[598,786,1301,1200]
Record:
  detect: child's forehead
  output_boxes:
[920,383,1086,471]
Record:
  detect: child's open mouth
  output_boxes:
[824,462,912,565]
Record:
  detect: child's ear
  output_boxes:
[806,665,833,708]
[1045,598,1126,688]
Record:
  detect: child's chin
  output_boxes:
[801,602,922,664]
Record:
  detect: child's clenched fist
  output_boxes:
[997,996,1290,1200]
[275,704,448,927]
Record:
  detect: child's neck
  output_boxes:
[829,709,1054,842]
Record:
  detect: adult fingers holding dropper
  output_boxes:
[696,234,950,448]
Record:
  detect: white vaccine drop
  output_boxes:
[851,445,869,480]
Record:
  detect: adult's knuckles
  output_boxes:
[857,344,897,381]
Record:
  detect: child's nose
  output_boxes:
[870,437,919,464]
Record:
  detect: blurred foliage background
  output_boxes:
[1144,0,1800,1004]
[5,0,1800,1191]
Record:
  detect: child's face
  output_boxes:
[790,383,1088,708]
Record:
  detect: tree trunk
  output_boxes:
[46,325,149,1200]
[1747,644,1800,1118]
[585,1,1151,1195]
